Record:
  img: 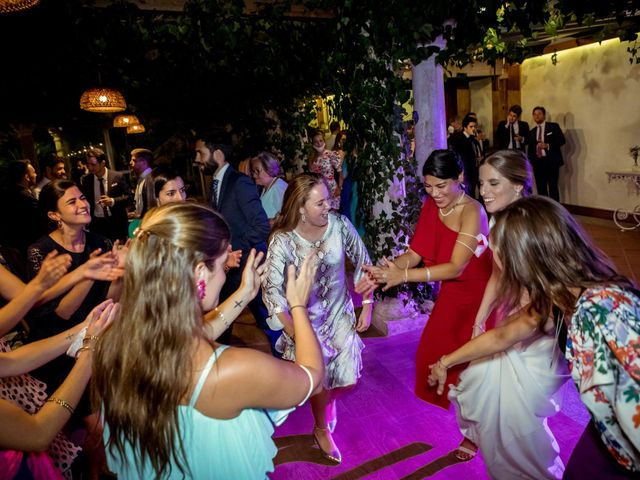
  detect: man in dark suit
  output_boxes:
[448,115,482,198]
[81,148,131,242]
[128,148,155,221]
[194,135,279,353]
[494,104,529,151]
[527,106,566,201]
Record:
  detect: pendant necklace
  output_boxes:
[439,192,466,217]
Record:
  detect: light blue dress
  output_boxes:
[104,345,291,479]
[260,177,288,219]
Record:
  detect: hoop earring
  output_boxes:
[301,213,306,223]
[197,277,206,300]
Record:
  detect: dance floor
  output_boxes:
[230,215,639,480]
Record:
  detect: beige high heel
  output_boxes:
[313,425,342,463]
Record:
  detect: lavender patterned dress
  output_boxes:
[263,212,370,389]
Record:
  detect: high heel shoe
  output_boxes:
[313,426,342,463]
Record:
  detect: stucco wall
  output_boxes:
[521,39,640,211]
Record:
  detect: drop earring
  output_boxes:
[57,220,63,230]
[301,213,306,223]
[197,276,206,300]
[514,189,522,199]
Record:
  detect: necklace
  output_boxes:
[261,177,278,198]
[439,192,465,217]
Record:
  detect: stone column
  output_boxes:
[412,47,448,173]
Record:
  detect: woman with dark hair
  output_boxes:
[94,202,324,478]
[446,150,569,478]
[263,173,374,463]
[27,179,122,477]
[365,150,492,422]
[250,152,288,224]
[429,196,639,478]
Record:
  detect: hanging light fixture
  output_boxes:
[127,124,146,134]
[113,114,140,128]
[80,87,126,113]
[0,0,39,14]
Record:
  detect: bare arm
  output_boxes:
[0,252,72,336]
[0,300,117,451]
[203,249,266,342]
[428,306,541,395]
[472,260,500,336]
[0,321,87,377]
[366,204,487,291]
[204,253,324,414]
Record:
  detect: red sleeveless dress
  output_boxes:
[411,197,492,409]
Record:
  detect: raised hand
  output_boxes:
[33,250,72,291]
[285,251,318,308]
[239,249,267,301]
[225,248,242,270]
[80,251,123,282]
[85,299,119,338]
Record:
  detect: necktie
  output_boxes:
[98,177,111,217]
[509,123,515,149]
[536,126,544,158]
[211,178,219,210]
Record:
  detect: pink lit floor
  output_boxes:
[268,327,589,480]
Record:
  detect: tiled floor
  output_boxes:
[230,215,639,480]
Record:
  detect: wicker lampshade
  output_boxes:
[113,114,140,128]
[127,124,145,134]
[80,88,126,113]
[0,0,39,13]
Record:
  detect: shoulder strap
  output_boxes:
[189,345,229,407]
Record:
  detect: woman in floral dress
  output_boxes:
[308,130,343,210]
[429,196,639,478]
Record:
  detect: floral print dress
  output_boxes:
[310,150,342,210]
[566,285,640,473]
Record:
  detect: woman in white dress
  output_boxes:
[447,150,569,479]
[263,173,374,464]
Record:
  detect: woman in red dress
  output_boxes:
[366,149,492,408]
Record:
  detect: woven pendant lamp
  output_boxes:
[127,124,145,134]
[113,114,140,127]
[80,87,126,113]
[0,0,39,13]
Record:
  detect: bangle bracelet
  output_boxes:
[46,397,75,415]
[82,335,99,344]
[76,346,94,358]
[437,356,449,370]
[426,267,431,283]
[290,305,306,311]
[362,299,374,305]
[214,307,230,328]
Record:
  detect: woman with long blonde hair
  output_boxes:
[93,202,324,478]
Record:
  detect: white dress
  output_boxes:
[262,213,370,389]
[449,330,570,479]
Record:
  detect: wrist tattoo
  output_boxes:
[234,300,243,309]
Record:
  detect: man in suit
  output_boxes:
[527,106,566,201]
[194,135,279,353]
[128,148,155,220]
[81,148,131,242]
[494,104,530,151]
[448,115,482,198]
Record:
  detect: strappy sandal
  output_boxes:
[453,445,478,461]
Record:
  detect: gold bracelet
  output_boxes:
[426,267,431,283]
[289,305,306,311]
[437,355,448,370]
[76,346,94,358]
[46,397,75,415]
[82,335,99,344]
[214,307,230,329]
